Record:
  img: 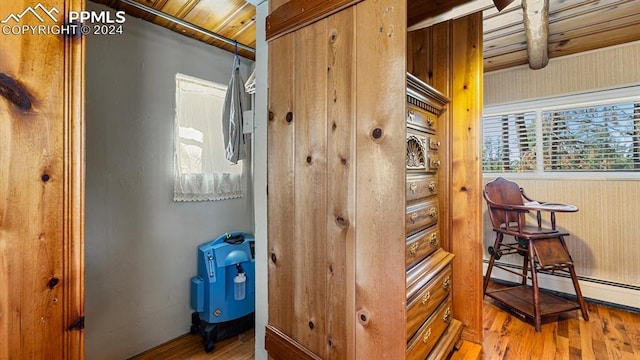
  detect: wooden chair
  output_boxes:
[483,177,589,332]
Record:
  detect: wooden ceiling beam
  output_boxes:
[522,0,549,69]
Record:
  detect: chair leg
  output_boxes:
[558,236,589,321]
[566,264,589,322]
[528,240,542,332]
[521,248,529,286]
[483,233,503,295]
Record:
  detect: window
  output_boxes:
[482,87,640,174]
[174,74,243,201]
[483,112,537,172]
[542,104,640,171]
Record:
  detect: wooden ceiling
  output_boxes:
[92,0,640,72]
[90,0,257,60]
[483,0,640,72]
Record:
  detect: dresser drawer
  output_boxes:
[406,249,453,301]
[406,130,440,173]
[406,175,438,203]
[406,199,438,236]
[406,227,440,269]
[405,265,452,340]
[407,104,437,134]
[406,297,453,360]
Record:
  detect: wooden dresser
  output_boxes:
[405,73,463,360]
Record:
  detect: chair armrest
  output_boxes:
[484,200,530,213]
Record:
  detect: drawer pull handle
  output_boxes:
[422,328,432,344]
[410,212,418,222]
[421,292,431,305]
[427,117,434,127]
[409,243,419,257]
[429,233,438,247]
[428,208,437,219]
[442,277,451,292]
[410,182,417,194]
[443,307,452,323]
[428,182,436,193]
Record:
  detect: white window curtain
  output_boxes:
[174,74,243,201]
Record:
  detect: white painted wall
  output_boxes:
[253,2,269,360]
[85,3,254,359]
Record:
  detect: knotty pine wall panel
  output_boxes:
[0,0,85,358]
[450,13,484,344]
[325,8,356,360]
[353,0,406,358]
[267,0,406,358]
[267,31,297,340]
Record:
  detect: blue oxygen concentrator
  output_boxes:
[189,232,255,353]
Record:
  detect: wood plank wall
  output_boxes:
[450,13,483,344]
[484,41,640,105]
[0,0,85,358]
[267,1,406,359]
[407,13,484,344]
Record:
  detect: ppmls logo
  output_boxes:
[1,4,58,24]
[2,3,125,36]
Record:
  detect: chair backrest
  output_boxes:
[484,177,525,229]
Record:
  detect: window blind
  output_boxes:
[482,112,537,173]
[541,103,640,171]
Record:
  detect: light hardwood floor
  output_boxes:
[129,329,254,360]
[478,282,640,360]
[130,285,640,360]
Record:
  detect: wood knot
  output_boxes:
[306,156,312,164]
[270,253,277,264]
[357,310,370,326]
[371,128,383,140]
[335,216,348,228]
[48,277,60,289]
[308,321,315,330]
[268,111,275,121]
[286,112,293,123]
[41,174,50,182]
[0,73,33,111]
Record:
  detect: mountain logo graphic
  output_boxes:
[1,3,59,24]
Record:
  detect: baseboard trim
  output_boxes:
[483,261,640,312]
[265,325,322,360]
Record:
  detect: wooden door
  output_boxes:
[0,0,85,358]
[266,1,407,359]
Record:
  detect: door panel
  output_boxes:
[0,0,84,358]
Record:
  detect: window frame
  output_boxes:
[483,85,640,180]
[173,73,245,202]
